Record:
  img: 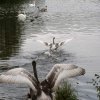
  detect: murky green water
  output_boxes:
[0,0,100,99]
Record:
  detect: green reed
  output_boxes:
[55,82,78,100]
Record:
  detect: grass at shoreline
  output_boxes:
[55,82,78,100]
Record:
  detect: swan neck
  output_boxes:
[32,61,39,82]
[53,37,55,44]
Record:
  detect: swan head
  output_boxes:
[53,37,55,40]
[53,37,55,44]
[37,6,40,10]
[32,60,36,67]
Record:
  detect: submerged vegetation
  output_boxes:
[92,74,100,100]
[55,82,78,100]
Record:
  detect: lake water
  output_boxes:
[0,0,100,100]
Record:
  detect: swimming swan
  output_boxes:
[18,11,26,21]
[0,61,85,100]
[37,37,73,51]
[40,6,47,12]
[29,1,35,7]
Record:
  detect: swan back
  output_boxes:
[37,91,52,100]
[18,11,26,21]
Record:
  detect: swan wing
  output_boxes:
[0,68,39,92]
[7,68,39,86]
[59,38,73,46]
[45,64,85,90]
[37,40,49,46]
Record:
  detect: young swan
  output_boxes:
[37,37,73,52]
[0,61,85,100]
[37,6,47,12]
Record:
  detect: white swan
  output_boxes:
[0,61,85,100]
[37,37,73,51]
[29,1,35,7]
[18,11,26,21]
[30,7,40,22]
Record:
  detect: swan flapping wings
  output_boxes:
[37,37,73,51]
[0,61,85,99]
[0,63,85,92]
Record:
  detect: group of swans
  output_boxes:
[18,1,35,21]
[0,60,85,100]
[37,37,73,52]
[18,1,47,22]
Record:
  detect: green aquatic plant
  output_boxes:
[92,74,100,100]
[55,82,78,100]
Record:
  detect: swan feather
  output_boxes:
[0,68,38,92]
[59,38,73,46]
[37,40,49,46]
[46,64,85,90]
[18,14,26,21]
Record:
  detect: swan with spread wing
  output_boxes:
[37,37,73,52]
[0,61,85,100]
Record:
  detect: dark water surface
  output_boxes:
[0,0,100,100]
